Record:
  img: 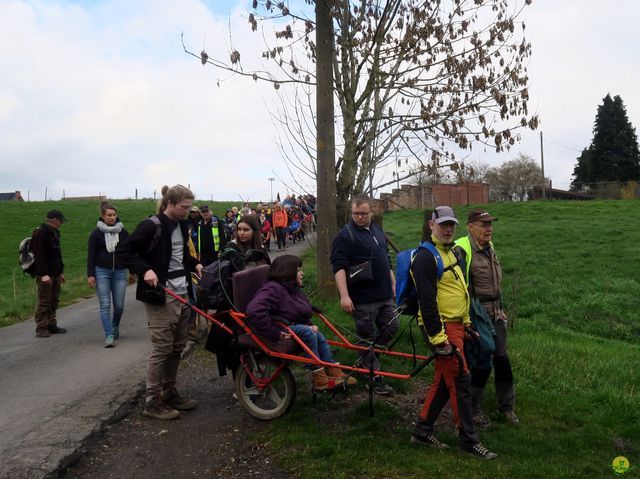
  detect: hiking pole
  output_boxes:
[360,306,403,362]
[368,361,375,418]
[408,353,436,377]
[408,347,464,378]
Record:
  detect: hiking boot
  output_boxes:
[367,376,394,396]
[162,389,198,410]
[461,442,497,460]
[48,326,67,334]
[36,331,50,338]
[410,434,449,450]
[501,410,519,424]
[143,397,180,420]
[312,368,344,391]
[473,411,491,430]
[326,365,357,386]
[105,335,115,348]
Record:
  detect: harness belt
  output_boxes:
[166,269,186,280]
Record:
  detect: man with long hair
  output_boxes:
[119,185,203,420]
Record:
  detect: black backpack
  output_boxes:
[18,229,38,277]
[198,248,245,310]
[198,248,270,311]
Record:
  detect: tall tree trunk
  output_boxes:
[315,0,338,299]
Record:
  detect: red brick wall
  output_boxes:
[379,182,488,212]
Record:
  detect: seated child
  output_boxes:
[245,254,356,390]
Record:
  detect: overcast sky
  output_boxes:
[1,0,639,202]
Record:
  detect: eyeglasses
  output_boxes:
[352,211,371,217]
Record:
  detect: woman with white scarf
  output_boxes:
[87,202,130,347]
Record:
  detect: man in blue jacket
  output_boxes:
[331,194,397,394]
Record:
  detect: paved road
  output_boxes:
[0,233,315,479]
[0,285,149,479]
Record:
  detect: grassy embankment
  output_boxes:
[262,200,639,479]
[0,199,237,327]
[1,199,638,478]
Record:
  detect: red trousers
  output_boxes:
[414,322,478,448]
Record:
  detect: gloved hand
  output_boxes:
[434,342,453,355]
[465,325,480,341]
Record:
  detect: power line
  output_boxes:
[544,134,584,152]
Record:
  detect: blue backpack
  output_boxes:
[395,241,444,316]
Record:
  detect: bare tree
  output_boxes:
[315,0,338,298]
[184,0,539,292]
[486,153,545,201]
[454,159,491,183]
[186,0,538,219]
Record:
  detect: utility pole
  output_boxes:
[268,177,275,202]
[540,131,546,199]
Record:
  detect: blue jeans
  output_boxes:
[289,324,334,368]
[95,266,127,337]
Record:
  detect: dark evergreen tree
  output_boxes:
[570,147,593,191]
[572,94,640,189]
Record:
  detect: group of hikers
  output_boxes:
[187,195,316,256]
[28,184,516,461]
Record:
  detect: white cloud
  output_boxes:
[0,0,288,201]
[507,0,640,188]
[1,0,639,199]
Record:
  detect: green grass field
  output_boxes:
[266,200,640,479]
[0,199,237,327]
[1,198,638,477]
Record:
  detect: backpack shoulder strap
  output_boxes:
[147,215,162,254]
[416,241,444,279]
[344,224,355,244]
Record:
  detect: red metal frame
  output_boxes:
[226,309,426,381]
[164,287,429,381]
[239,353,287,389]
[163,288,234,335]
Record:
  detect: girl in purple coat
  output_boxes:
[246,255,356,390]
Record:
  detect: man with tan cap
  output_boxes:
[455,209,518,428]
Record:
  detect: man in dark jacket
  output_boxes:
[118,185,203,421]
[330,194,397,395]
[31,209,67,338]
[192,205,227,266]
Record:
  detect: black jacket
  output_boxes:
[117,213,200,304]
[330,221,393,304]
[86,224,130,276]
[31,223,64,277]
[193,216,227,263]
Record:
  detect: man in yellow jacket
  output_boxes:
[410,206,497,460]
